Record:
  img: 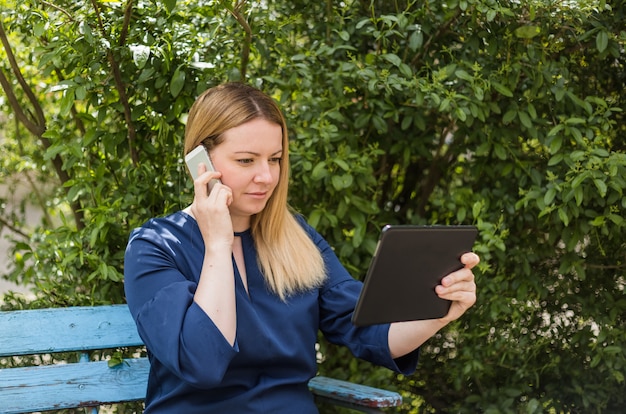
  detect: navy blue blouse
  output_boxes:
[123,211,419,413]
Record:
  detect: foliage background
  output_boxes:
[1,0,624,412]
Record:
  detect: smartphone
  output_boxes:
[184,145,221,192]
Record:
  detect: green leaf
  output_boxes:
[163,0,177,13]
[565,117,586,125]
[590,353,602,368]
[108,351,125,368]
[59,89,75,117]
[544,187,557,205]
[593,179,607,196]
[570,151,586,162]
[549,136,563,154]
[571,171,590,188]
[401,115,412,130]
[75,86,87,100]
[455,107,467,122]
[596,30,609,53]
[472,201,483,218]
[308,209,322,228]
[408,30,423,51]
[568,126,583,142]
[519,111,532,129]
[34,22,46,37]
[548,124,564,137]
[514,25,541,39]
[351,196,379,215]
[548,154,563,166]
[331,174,353,190]
[399,63,413,78]
[371,114,387,133]
[558,207,569,226]
[574,186,584,206]
[455,69,473,82]
[592,148,609,158]
[354,113,370,129]
[591,215,606,226]
[493,82,514,97]
[333,158,350,171]
[382,53,402,67]
[131,44,151,69]
[457,207,467,222]
[439,98,451,112]
[503,109,517,124]
[170,66,186,98]
[494,143,507,160]
[311,162,328,180]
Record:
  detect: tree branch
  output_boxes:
[91,0,139,165]
[586,263,626,270]
[0,216,30,240]
[119,0,134,46]
[228,1,252,80]
[0,20,85,230]
[40,1,73,20]
[410,9,462,67]
[416,124,455,216]
[0,21,45,135]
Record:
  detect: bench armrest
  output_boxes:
[308,376,402,413]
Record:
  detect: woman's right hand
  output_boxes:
[189,163,234,250]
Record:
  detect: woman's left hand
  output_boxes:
[435,252,479,323]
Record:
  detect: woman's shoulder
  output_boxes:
[129,210,198,243]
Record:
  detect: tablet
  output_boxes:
[351,225,478,326]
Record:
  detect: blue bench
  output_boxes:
[0,305,402,413]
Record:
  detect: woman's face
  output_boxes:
[209,118,283,229]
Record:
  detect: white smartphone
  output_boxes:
[184,145,221,191]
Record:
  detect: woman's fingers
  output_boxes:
[461,252,480,269]
[435,257,478,316]
[194,163,223,198]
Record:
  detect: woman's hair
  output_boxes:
[184,82,326,299]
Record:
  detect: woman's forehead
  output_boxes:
[217,119,283,153]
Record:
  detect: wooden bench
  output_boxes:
[0,305,402,413]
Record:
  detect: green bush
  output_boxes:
[1,0,624,412]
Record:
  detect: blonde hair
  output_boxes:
[184,83,326,299]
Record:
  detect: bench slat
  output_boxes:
[0,305,143,356]
[309,376,402,410]
[0,358,149,413]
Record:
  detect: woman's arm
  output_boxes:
[388,252,479,359]
[189,166,238,345]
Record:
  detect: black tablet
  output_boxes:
[351,225,478,326]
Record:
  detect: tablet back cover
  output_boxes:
[352,225,477,326]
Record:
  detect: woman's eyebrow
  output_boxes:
[234,149,283,156]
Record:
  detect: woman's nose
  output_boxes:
[253,162,273,183]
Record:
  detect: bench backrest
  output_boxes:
[0,305,148,413]
[0,305,144,355]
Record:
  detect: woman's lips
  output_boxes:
[246,191,268,199]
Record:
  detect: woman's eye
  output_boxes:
[237,159,253,164]
[270,157,282,164]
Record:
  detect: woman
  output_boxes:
[124,82,479,413]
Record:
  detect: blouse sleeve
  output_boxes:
[123,220,239,388]
[309,224,420,375]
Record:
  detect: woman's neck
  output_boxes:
[183,205,250,233]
